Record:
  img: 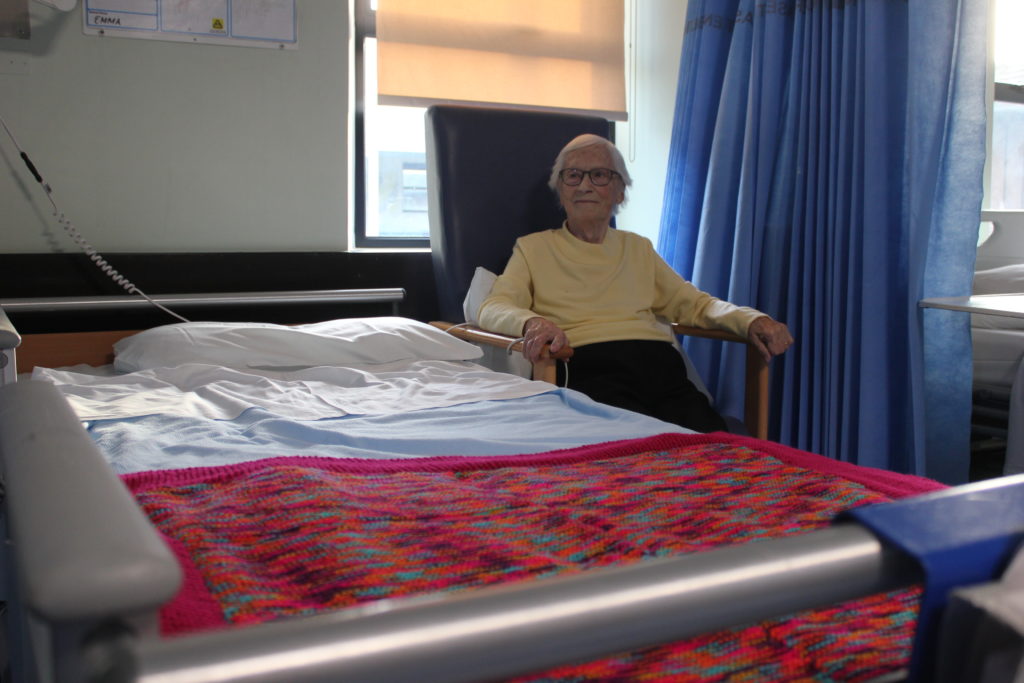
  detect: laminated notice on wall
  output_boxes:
[83,0,297,49]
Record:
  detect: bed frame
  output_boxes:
[3,289,406,378]
[2,294,1024,682]
[971,212,1024,474]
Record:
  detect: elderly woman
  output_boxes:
[477,134,793,433]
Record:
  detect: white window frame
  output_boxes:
[352,0,430,249]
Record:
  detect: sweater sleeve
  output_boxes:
[651,253,765,338]
[476,241,538,338]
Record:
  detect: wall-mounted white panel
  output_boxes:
[1,1,346,254]
[82,0,297,50]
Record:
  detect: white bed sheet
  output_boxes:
[32,356,695,477]
[32,360,555,421]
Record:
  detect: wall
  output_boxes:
[1,1,349,253]
[616,0,688,245]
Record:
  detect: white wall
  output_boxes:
[616,0,689,245]
[1,1,348,253]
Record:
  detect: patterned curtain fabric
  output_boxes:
[657,0,987,482]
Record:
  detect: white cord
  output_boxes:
[0,112,190,324]
[506,336,525,355]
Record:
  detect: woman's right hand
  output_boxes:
[522,317,569,363]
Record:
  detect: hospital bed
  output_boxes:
[3,293,1024,682]
[972,211,1024,475]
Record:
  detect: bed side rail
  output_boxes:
[0,288,407,314]
[131,524,918,683]
[0,381,182,622]
[129,476,1024,683]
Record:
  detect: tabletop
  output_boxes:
[919,293,1024,320]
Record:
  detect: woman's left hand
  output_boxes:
[748,316,794,364]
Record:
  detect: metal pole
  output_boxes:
[0,289,406,312]
[135,524,919,683]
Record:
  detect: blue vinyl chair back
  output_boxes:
[425,105,612,322]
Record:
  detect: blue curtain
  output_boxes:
[658,0,987,483]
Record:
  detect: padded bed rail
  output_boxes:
[0,381,182,680]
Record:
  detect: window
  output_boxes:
[988,0,1024,210]
[352,0,626,249]
[355,1,429,248]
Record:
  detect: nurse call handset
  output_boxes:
[1,112,188,322]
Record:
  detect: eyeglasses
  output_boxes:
[559,168,620,187]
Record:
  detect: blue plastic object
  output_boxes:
[841,474,1024,682]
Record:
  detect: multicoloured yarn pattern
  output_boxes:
[125,433,935,681]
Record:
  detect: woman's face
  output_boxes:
[558,144,624,225]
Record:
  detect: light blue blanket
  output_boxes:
[89,389,691,474]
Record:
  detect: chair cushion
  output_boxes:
[462,267,498,325]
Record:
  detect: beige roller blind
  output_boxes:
[376,0,626,121]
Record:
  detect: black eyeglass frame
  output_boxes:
[558,168,621,187]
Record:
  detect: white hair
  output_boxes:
[547,134,633,209]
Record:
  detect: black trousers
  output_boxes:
[556,340,729,433]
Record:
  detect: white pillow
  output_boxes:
[462,267,498,325]
[113,317,483,372]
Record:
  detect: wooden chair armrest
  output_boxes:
[431,320,769,439]
[429,322,572,384]
[671,323,769,441]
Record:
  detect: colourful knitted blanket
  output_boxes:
[124,432,943,682]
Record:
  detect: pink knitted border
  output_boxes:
[123,431,945,498]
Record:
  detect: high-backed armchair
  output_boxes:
[426,105,612,322]
[425,104,769,438]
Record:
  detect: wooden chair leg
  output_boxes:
[532,358,557,384]
[744,346,770,440]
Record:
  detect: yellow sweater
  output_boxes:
[477,225,764,348]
